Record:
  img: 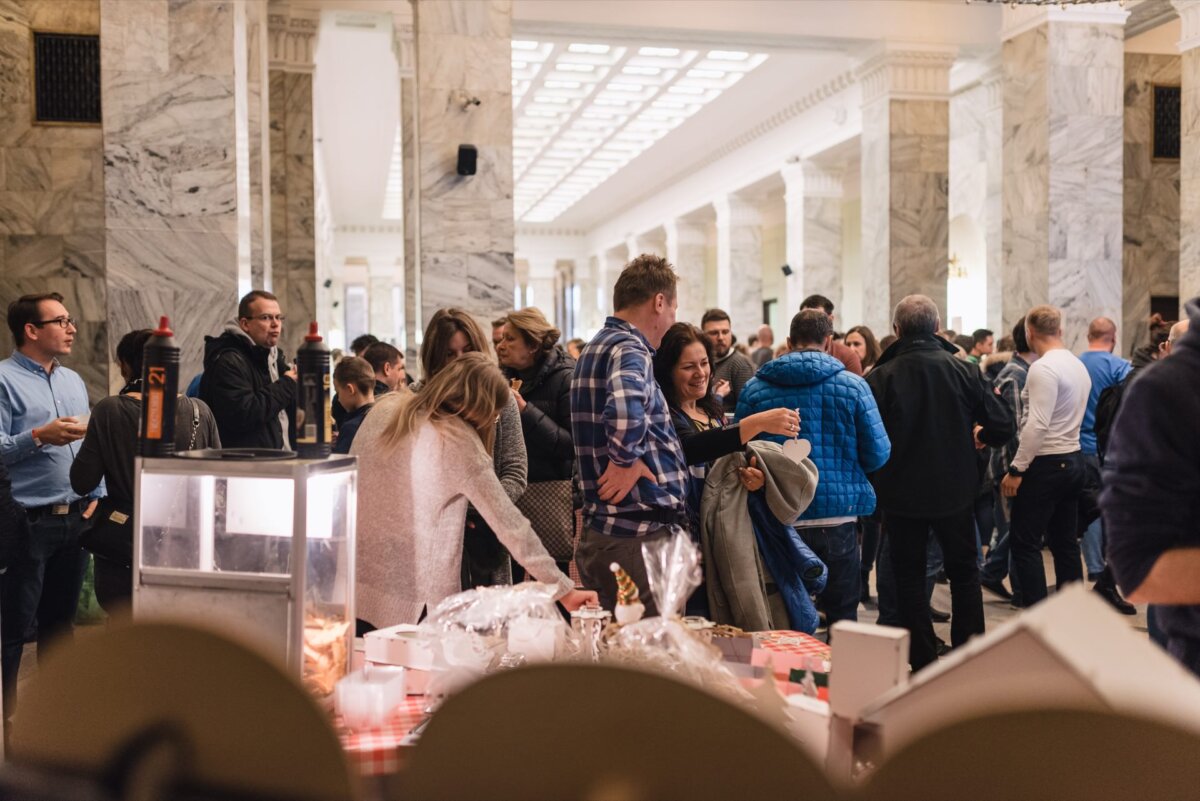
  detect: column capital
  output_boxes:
[268,2,320,73]
[393,17,415,77]
[1001,2,1129,42]
[664,219,707,248]
[782,160,844,201]
[713,195,762,229]
[1176,1,1200,52]
[855,42,957,106]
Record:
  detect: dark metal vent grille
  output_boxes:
[1153,85,1181,161]
[33,32,101,124]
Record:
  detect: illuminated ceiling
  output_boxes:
[511,40,768,223]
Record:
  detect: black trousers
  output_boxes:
[885,507,984,671]
[1009,452,1085,607]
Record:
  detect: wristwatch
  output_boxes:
[1007,465,1024,477]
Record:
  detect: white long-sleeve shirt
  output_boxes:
[1011,348,1091,472]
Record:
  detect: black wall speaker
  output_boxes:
[457,144,477,176]
[780,264,793,277]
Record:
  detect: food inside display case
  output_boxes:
[134,455,357,699]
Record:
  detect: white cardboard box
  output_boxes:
[828,621,909,720]
[363,624,435,671]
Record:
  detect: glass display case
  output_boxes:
[132,454,356,698]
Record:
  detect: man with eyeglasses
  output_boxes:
[199,290,297,450]
[0,292,99,723]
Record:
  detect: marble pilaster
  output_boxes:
[368,259,399,344]
[636,228,667,258]
[1001,11,1126,351]
[665,221,707,328]
[245,0,271,289]
[950,70,1004,335]
[714,195,764,339]
[1177,1,1200,308]
[0,0,107,399]
[103,0,260,390]
[414,0,515,330]
[1124,51,1181,351]
[268,4,318,358]
[524,256,557,314]
[857,45,955,333]
[393,21,418,363]
[783,161,845,322]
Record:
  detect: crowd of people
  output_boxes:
[1,256,1198,736]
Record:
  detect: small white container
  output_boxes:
[363,624,435,670]
[335,665,407,729]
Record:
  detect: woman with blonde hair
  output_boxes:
[351,352,597,627]
[496,308,576,576]
[417,308,528,586]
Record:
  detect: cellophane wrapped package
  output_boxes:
[603,531,750,704]
[418,582,571,695]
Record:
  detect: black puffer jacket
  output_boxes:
[199,327,297,449]
[504,347,575,483]
[866,335,1014,518]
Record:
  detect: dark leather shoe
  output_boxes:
[929,605,951,623]
[935,636,951,657]
[982,578,1014,601]
[1094,582,1136,615]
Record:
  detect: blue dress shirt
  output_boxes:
[0,350,96,506]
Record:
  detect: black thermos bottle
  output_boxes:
[295,321,331,459]
[139,316,181,456]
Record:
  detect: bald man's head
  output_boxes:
[756,324,774,347]
[1164,319,1190,357]
[1089,316,1113,342]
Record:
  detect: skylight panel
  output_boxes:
[512,39,767,222]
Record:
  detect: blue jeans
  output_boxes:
[1,509,87,716]
[796,522,859,627]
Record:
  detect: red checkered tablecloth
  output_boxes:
[339,696,428,776]
[754,630,832,661]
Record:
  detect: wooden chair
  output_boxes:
[11,621,358,801]
[393,662,836,801]
[856,707,1200,801]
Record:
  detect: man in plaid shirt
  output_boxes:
[571,255,689,615]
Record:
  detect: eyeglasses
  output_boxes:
[32,317,76,329]
[246,314,286,323]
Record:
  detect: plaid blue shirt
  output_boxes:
[570,317,688,537]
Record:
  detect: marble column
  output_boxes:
[103,0,263,389]
[636,228,667,258]
[1001,9,1127,351]
[268,4,319,358]
[414,0,514,329]
[244,0,271,289]
[1124,48,1181,351]
[714,195,763,339]
[665,221,707,327]
[857,44,955,333]
[394,16,419,364]
[368,259,399,344]
[1177,1,1200,307]
[1,0,107,399]
[579,253,603,335]
[524,256,557,314]
[782,161,845,321]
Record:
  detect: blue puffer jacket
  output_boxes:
[735,351,890,520]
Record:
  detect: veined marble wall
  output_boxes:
[269,68,317,358]
[1002,22,1124,352]
[1124,52,1181,352]
[414,0,514,329]
[0,0,107,400]
[102,0,250,390]
[246,0,270,288]
[861,97,950,332]
[1180,47,1200,305]
[803,195,844,317]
